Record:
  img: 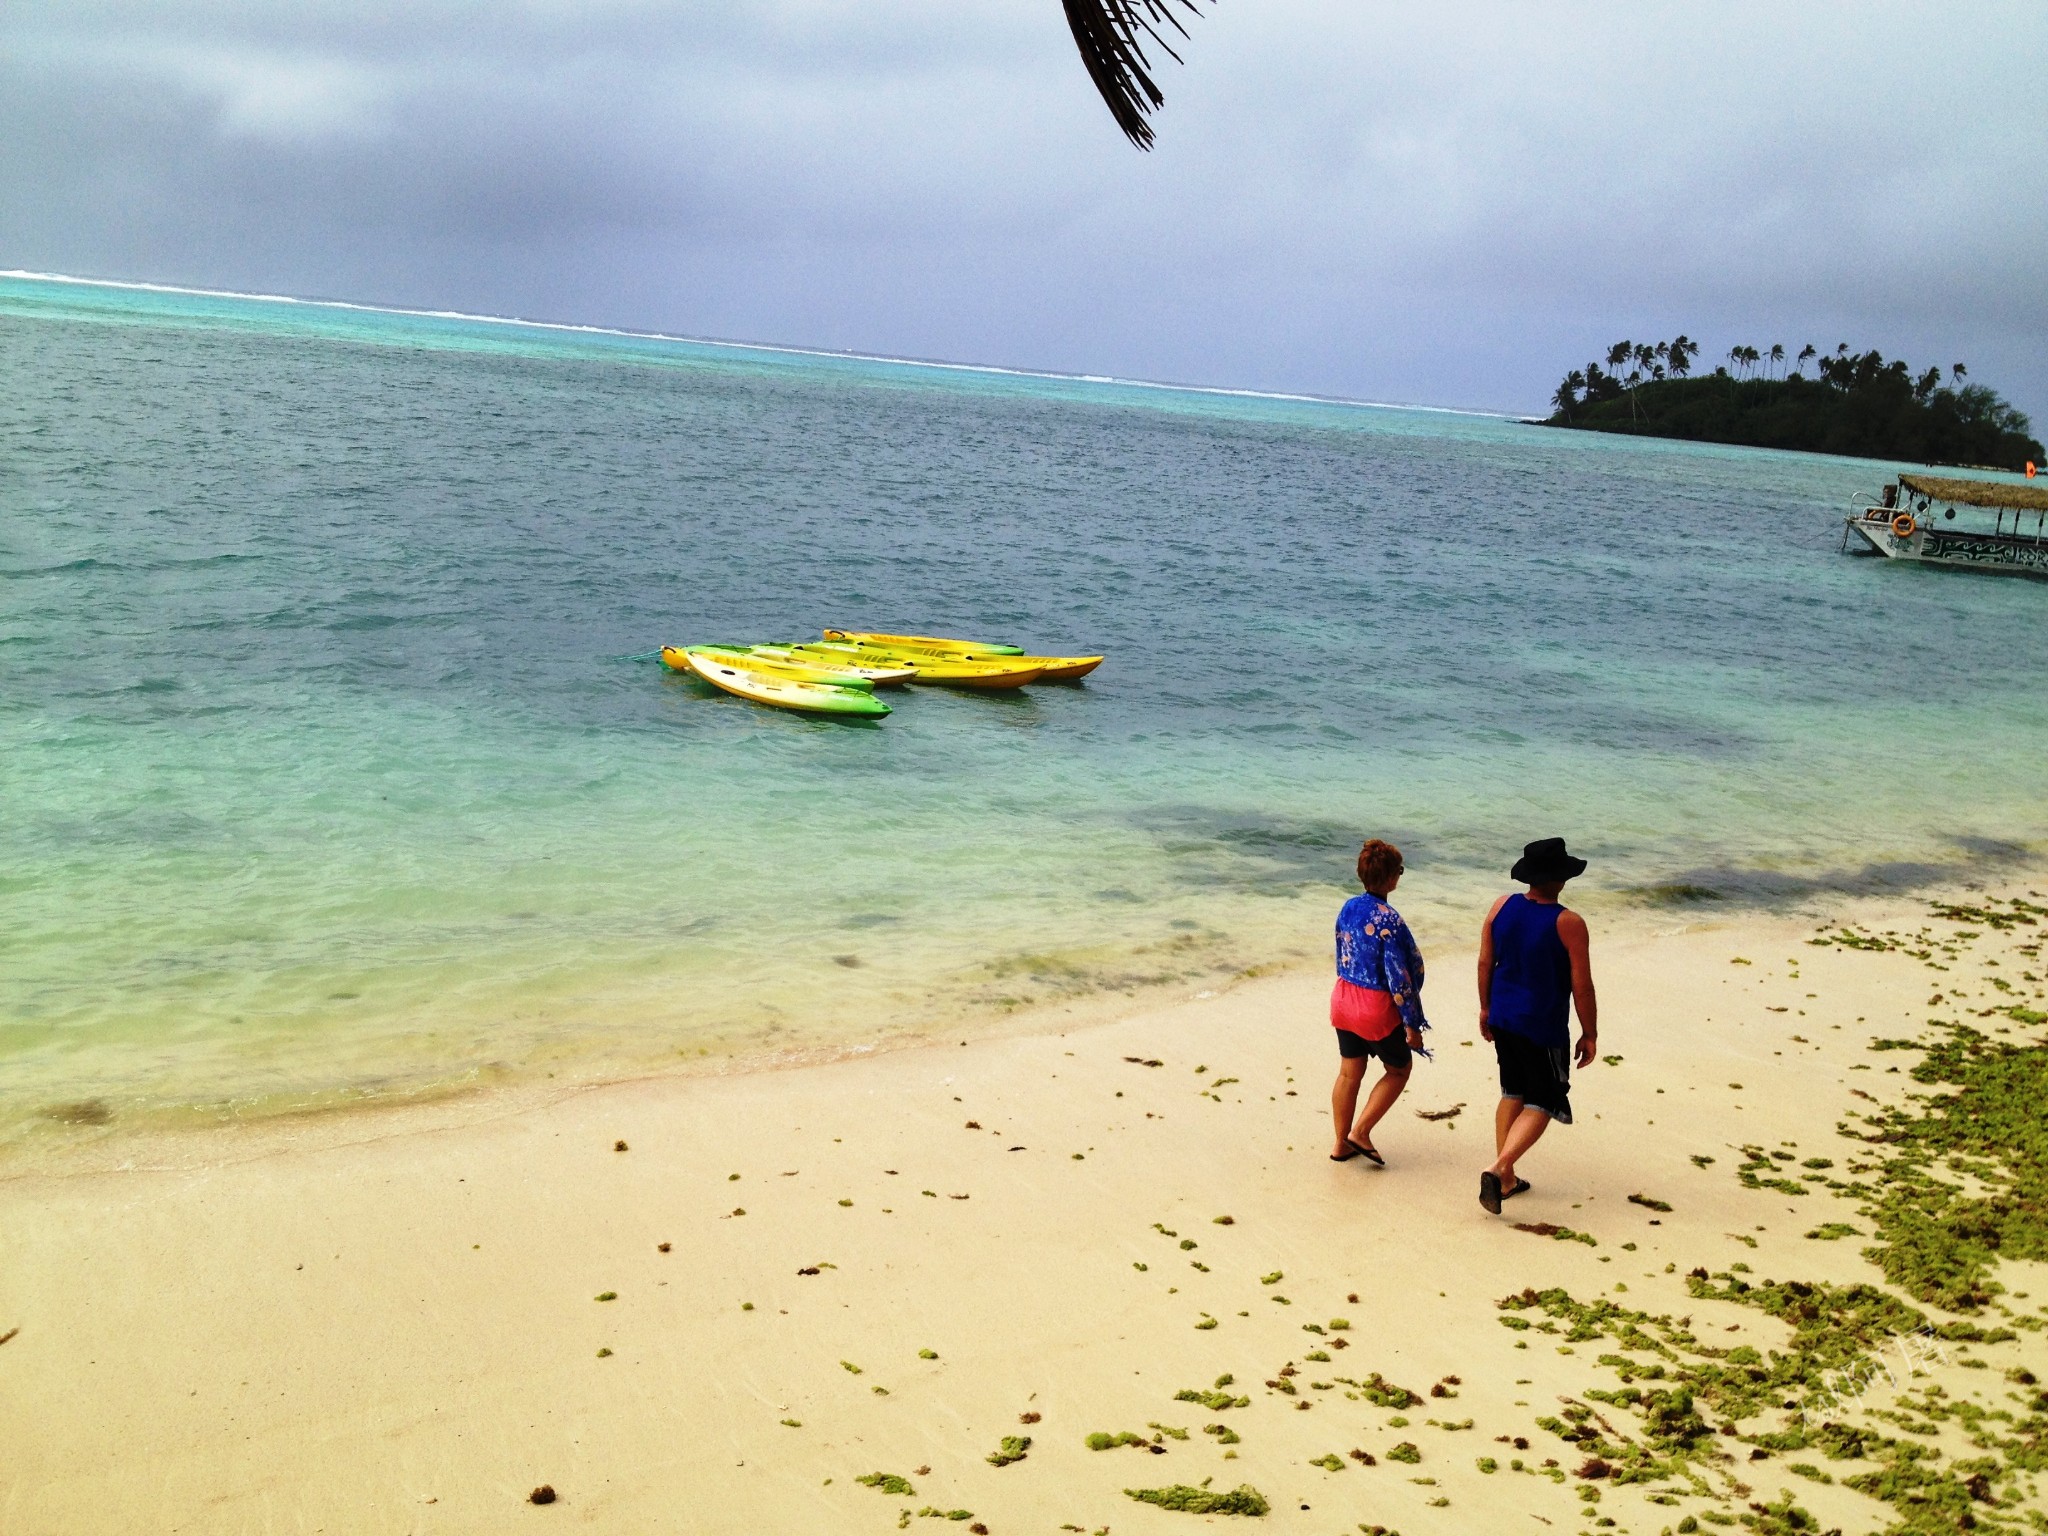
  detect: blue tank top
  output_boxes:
[1488,894,1572,1048]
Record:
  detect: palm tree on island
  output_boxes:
[1544,332,2040,468]
[1552,370,1588,421]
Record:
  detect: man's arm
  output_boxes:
[1476,894,1508,1040]
[1557,909,1598,1067]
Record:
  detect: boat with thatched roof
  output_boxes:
[1843,472,2048,577]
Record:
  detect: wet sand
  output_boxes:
[5,882,2046,1534]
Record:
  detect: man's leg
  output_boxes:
[1331,1057,1368,1157]
[1495,1095,1519,1158]
[1491,1106,1552,1184]
[1350,1065,1412,1149]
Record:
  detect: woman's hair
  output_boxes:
[1356,838,1404,889]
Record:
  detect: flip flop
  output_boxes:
[1347,1140,1386,1166]
[1479,1170,1503,1214]
[1502,1177,1532,1200]
[1329,1145,1362,1162]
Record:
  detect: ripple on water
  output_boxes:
[4,273,2047,1134]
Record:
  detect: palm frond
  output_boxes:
[1061,0,1212,150]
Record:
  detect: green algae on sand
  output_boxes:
[1357,1372,1420,1409]
[1174,1389,1247,1413]
[1514,1221,1598,1246]
[1086,1430,1150,1451]
[1124,1483,1269,1515]
[985,1435,1031,1467]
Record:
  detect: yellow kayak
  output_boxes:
[824,629,1024,657]
[742,644,916,686]
[677,652,891,717]
[793,641,1043,690]
[849,641,1101,681]
[822,630,1099,680]
[664,646,874,690]
[665,644,915,689]
[1005,653,1102,681]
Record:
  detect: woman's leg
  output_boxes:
[1330,1057,1368,1156]
[1350,1065,1412,1149]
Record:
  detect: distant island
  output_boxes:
[1542,337,2042,470]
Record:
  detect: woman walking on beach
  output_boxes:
[1476,838,1598,1213]
[1330,839,1428,1164]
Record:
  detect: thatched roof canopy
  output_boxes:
[1898,473,2048,513]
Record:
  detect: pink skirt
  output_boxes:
[1330,977,1400,1041]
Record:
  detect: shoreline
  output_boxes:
[10,862,2043,1181]
[7,875,2047,1533]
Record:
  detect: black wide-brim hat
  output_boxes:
[1511,837,1588,884]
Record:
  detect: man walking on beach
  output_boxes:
[1476,838,1597,1214]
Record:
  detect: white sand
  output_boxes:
[5,885,2046,1533]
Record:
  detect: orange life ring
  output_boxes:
[1891,512,1917,538]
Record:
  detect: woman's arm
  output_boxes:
[1476,894,1508,1040]
[1381,919,1427,1037]
[1557,909,1598,1067]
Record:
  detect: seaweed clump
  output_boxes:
[857,1472,916,1496]
[1175,1385,1250,1411]
[1123,1483,1269,1515]
[1514,1221,1599,1246]
[1357,1372,1420,1409]
[1086,1430,1151,1451]
[1500,1138,2047,1525]
[985,1435,1030,1467]
[1847,1016,2048,1311]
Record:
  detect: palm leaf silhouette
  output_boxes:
[1062,0,1213,149]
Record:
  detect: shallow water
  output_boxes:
[4,274,2044,1139]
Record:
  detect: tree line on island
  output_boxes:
[1544,336,2041,470]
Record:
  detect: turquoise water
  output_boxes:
[5,273,2045,1137]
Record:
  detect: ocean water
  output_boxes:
[5,273,2045,1141]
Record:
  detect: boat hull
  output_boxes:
[822,633,1100,680]
[679,653,892,717]
[1845,515,2048,578]
[666,646,880,690]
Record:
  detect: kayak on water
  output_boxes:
[823,629,1024,657]
[664,646,872,690]
[739,644,917,687]
[677,652,892,717]
[792,641,1044,690]
[666,644,916,689]
[837,639,1101,681]
[821,631,1099,680]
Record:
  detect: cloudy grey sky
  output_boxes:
[6,1,2045,419]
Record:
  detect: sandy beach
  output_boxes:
[7,882,2048,1535]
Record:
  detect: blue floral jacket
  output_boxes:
[1334,892,1428,1035]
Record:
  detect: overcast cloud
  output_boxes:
[5,1,2045,419]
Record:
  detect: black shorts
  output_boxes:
[1336,1028,1412,1071]
[1495,1032,1573,1123]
